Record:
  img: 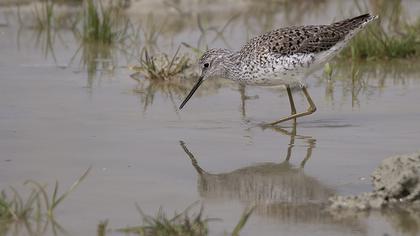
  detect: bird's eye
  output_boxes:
[203,63,210,68]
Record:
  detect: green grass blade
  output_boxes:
[231,206,255,236]
[50,167,91,211]
[24,181,50,211]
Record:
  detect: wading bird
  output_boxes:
[179,14,378,125]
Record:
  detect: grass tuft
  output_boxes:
[97,219,109,236]
[24,166,91,218]
[32,0,55,30]
[82,0,128,44]
[341,21,420,60]
[117,203,211,236]
[323,62,333,80]
[0,168,91,235]
[231,206,254,236]
[116,203,254,236]
[130,46,192,81]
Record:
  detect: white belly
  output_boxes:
[237,53,316,86]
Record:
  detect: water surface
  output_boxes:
[1,1,420,235]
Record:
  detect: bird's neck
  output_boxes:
[225,50,240,61]
[223,51,242,80]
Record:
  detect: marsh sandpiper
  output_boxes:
[179,14,378,125]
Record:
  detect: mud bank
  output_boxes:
[329,152,420,210]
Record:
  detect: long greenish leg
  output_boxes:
[286,86,297,115]
[286,86,297,123]
[302,86,316,112]
[284,122,296,162]
[300,137,316,168]
[239,84,246,118]
[268,86,317,125]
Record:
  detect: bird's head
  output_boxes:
[179,48,232,110]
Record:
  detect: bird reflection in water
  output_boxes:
[180,125,365,233]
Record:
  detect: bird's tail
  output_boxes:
[332,13,378,32]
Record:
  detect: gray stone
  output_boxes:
[329,152,420,210]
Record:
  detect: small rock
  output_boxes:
[329,152,420,211]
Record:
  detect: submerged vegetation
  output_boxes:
[117,204,211,236]
[128,45,205,112]
[0,171,253,236]
[131,46,193,81]
[2,1,420,235]
[0,169,254,236]
[21,0,128,42]
[14,0,420,85]
[339,0,420,60]
[0,168,90,235]
[341,20,420,60]
[31,0,54,30]
[81,0,128,44]
[115,204,254,236]
[319,59,420,109]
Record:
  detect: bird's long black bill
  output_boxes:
[179,76,204,110]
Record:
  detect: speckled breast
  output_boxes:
[234,53,317,86]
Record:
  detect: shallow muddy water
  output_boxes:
[1,1,420,235]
